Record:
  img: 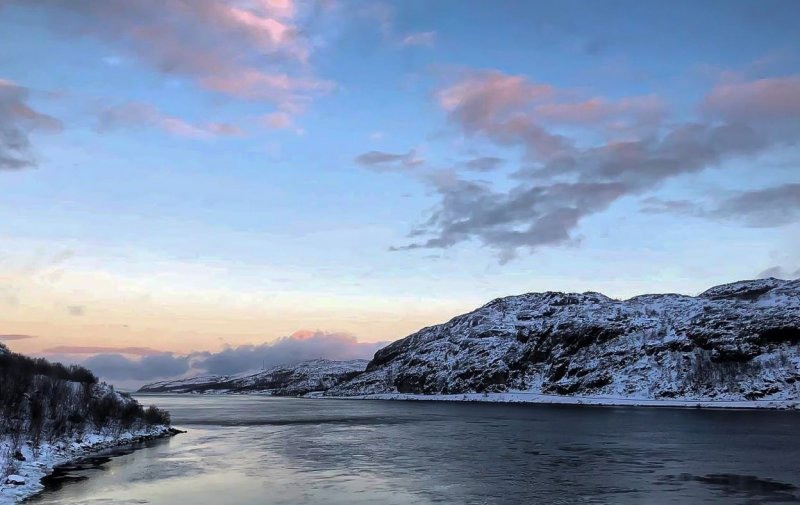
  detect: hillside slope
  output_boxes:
[138,359,368,395]
[329,278,800,403]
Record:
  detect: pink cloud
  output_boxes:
[534,95,665,128]
[97,102,243,138]
[201,70,333,105]
[262,111,293,129]
[22,0,330,115]
[437,70,554,131]
[206,122,245,137]
[436,71,569,159]
[434,69,671,160]
[703,76,800,123]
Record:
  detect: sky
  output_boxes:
[1,0,799,387]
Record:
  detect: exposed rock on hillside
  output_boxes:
[329,278,800,402]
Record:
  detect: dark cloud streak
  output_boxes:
[0,334,38,341]
[712,183,800,227]
[355,150,423,172]
[0,79,62,171]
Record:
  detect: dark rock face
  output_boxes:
[330,278,800,401]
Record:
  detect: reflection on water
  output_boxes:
[27,396,800,504]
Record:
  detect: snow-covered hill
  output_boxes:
[329,278,800,404]
[138,359,368,395]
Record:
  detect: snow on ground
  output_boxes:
[325,392,799,410]
[0,425,173,504]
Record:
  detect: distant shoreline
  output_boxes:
[133,391,799,410]
[318,392,800,410]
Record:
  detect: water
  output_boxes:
[28,396,800,504]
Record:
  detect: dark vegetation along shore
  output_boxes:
[0,342,176,502]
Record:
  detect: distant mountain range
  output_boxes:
[140,278,800,404]
[138,359,368,395]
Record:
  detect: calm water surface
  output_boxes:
[28,396,800,504]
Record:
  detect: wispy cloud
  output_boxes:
[641,184,800,228]
[356,2,436,49]
[401,31,436,47]
[461,156,505,172]
[97,102,243,139]
[711,183,800,227]
[262,111,293,129]
[44,345,165,356]
[0,334,38,341]
[758,266,800,280]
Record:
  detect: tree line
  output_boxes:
[1,342,171,466]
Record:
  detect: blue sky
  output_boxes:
[1,0,799,385]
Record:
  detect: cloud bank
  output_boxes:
[192,330,386,375]
[82,352,191,382]
[48,330,387,384]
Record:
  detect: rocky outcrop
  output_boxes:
[138,359,368,395]
[329,278,800,402]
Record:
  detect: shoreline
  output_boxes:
[318,392,800,410]
[0,426,182,504]
[136,390,799,410]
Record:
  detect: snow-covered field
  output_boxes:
[326,392,799,410]
[0,425,173,504]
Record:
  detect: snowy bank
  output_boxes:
[327,392,800,410]
[0,425,179,504]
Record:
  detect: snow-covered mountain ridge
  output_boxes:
[138,359,368,395]
[329,278,800,403]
